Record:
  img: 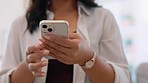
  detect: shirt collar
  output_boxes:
[77,1,91,16]
[46,1,91,19]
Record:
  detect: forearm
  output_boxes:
[10,61,35,83]
[82,55,115,83]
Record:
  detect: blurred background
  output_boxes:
[0,0,148,83]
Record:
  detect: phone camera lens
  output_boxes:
[48,28,53,32]
[42,25,47,28]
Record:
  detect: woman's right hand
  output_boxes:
[26,43,49,77]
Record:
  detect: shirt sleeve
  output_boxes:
[99,9,130,83]
[0,17,22,83]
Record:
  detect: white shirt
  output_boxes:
[0,1,130,83]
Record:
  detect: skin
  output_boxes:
[10,0,115,83]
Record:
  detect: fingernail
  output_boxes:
[39,38,45,43]
[41,73,45,76]
[44,50,49,54]
[39,42,45,48]
[35,44,41,48]
[42,61,48,65]
[44,35,50,40]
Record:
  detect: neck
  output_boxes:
[50,0,77,13]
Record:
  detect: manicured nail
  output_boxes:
[42,61,48,65]
[39,38,46,43]
[35,44,41,48]
[44,50,49,54]
[39,42,45,48]
[41,73,45,76]
[44,35,50,40]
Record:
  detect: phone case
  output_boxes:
[39,20,69,59]
[40,20,69,38]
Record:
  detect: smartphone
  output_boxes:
[39,20,69,59]
[40,20,69,38]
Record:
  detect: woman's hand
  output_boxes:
[39,33,94,65]
[26,44,49,77]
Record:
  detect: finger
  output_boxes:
[27,44,43,54]
[43,44,65,57]
[33,71,46,77]
[42,44,69,61]
[40,39,71,55]
[27,50,49,62]
[40,39,79,59]
[28,60,48,71]
[69,33,81,39]
[40,35,75,48]
[49,52,73,65]
[42,43,75,60]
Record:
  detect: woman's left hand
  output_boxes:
[39,33,94,65]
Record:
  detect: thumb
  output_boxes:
[69,33,81,39]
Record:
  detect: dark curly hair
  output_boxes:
[26,0,99,34]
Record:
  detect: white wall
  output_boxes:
[0,0,26,57]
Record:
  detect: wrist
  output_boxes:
[23,60,32,74]
[23,61,35,79]
[78,51,94,66]
[79,52,97,69]
[11,61,35,83]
